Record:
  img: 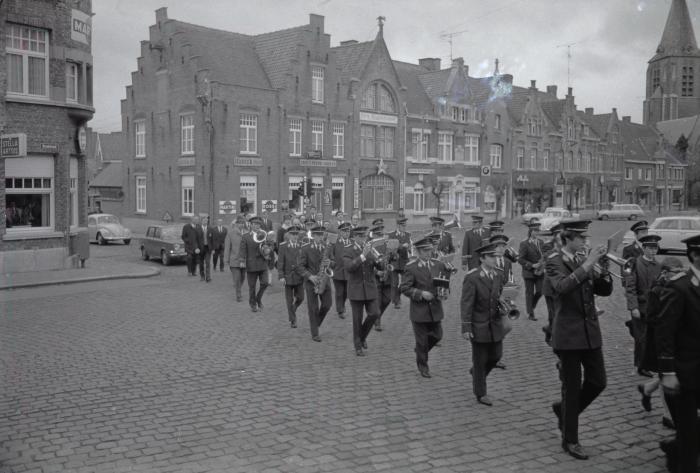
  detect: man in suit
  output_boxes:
[518,222,545,321]
[461,242,506,406]
[625,234,662,377]
[331,222,352,319]
[344,226,381,356]
[350,214,360,228]
[260,210,274,232]
[546,219,612,460]
[389,217,412,310]
[400,237,450,378]
[198,216,214,282]
[181,215,201,276]
[240,216,270,312]
[276,213,293,248]
[461,215,490,270]
[278,226,305,328]
[656,234,700,473]
[223,216,247,302]
[329,211,347,233]
[297,226,333,341]
[211,218,228,272]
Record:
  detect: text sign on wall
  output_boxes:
[219,200,237,214]
[262,200,278,212]
[71,9,92,45]
[359,112,398,125]
[0,134,27,158]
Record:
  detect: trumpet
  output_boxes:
[593,253,633,280]
[498,297,520,320]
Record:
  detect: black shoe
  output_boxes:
[200,276,205,281]
[312,335,322,342]
[355,348,365,356]
[418,366,431,378]
[562,441,589,460]
[528,314,538,321]
[637,368,653,378]
[552,402,562,431]
[291,321,297,328]
[220,269,224,272]
[206,278,211,282]
[374,322,383,332]
[596,308,605,316]
[338,312,345,319]
[361,340,368,350]
[257,302,264,310]
[637,384,652,412]
[251,306,258,313]
[495,361,506,369]
[477,396,493,406]
[662,416,675,430]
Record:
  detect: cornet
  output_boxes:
[252,229,268,243]
[498,298,520,320]
[594,253,633,279]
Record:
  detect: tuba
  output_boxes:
[255,230,276,261]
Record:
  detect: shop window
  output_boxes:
[361,175,394,211]
[412,185,425,212]
[5,177,52,229]
[483,185,496,212]
[332,177,345,213]
[240,176,257,214]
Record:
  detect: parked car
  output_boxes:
[522,207,578,228]
[87,213,132,245]
[140,225,187,265]
[621,216,700,253]
[597,204,645,221]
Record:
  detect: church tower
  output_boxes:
[644,0,700,126]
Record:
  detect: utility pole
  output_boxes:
[197,79,215,218]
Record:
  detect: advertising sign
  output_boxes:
[219,200,236,214]
[0,134,27,158]
[71,9,92,45]
[262,200,278,212]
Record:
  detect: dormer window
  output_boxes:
[361,83,396,113]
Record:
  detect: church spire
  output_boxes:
[653,0,700,60]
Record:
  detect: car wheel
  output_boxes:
[97,233,106,245]
[141,247,149,260]
[124,239,131,245]
[600,215,609,221]
[629,215,637,220]
[161,250,171,266]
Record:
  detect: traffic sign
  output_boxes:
[481,165,491,176]
[262,200,278,212]
[303,196,310,205]
[219,200,236,214]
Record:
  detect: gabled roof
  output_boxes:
[505,87,530,125]
[656,115,700,147]
[98,132,127,162]
[331,41,374,83]
[417,69,450,99]
[587,113,612,139]
[90,162,123,188]
[652,0,700,61]
[172,20,271,89]
[393,60,433,114]
[575,111,602,139]
[620,120,661,162]
[253,25,307,89]
[540,100,565,126]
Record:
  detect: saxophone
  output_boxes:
[314,243,334,294]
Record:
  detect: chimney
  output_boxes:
[567,87,573,97]
[501,74,513,84]
[340,40,358,46]
[419,58,441,72]
[155,7,168,22]
[585,107,594,115]
[309,14,325,34]
[612,107,618,115]
[452,57,464,68]
[530,80,537,90]
[546,85,557,97]
[623,116,631,123]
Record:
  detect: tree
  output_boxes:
[431,182,445,218]
[676,134,689,162]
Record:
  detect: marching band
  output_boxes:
[184,211,700,466]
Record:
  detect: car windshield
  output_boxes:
[161,226,182,240]
[545,210,561,217]
[97,215,120,225]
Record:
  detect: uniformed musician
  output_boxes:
[370,225,393,332]
[400,237,449,378]
[278,226,304,328]
[430,216,456,257]
[540,223,562,345]
[622,220,649,261]
[461,215,490,270]
[518,222,545,321]
[488,220,505,236]
[546,219,612,460]
[240,216,270,312]
[655,235,700,473]
[330,222,353,319]
[344,226,381,356]
[296,226,333,342]
[460,242,506,407]
[625,234,662,378]
[488,233,517,370]
[388,217,412,310]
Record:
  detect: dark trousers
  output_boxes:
[304,282,332,337]
[212,247,225,271]
[247,270,269,308]
[284,284,304,323]
[230,267,245,300]
[676,388,700,473]
[390,270,404,305]
[629,317,646,368]
[543,295,556,343]
[350,299,379,349]
[412,321,442,369]
[186,251,196,275]
[524,276,543,316]
[333,279,348,314]
[557,348,607,444]
[199,247,211,280]
[376,283,392,321]
[471,340,503,398]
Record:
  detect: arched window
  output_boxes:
[361,83,396,113]
[361,175,394,211]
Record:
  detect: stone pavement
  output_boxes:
[0,259,160,291]
[0,221,677,473]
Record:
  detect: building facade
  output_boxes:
[1,0,95,273]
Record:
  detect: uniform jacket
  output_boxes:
[297,241,329,284]
[545,249,614,351]
[211,225,228,250]
[460,267,506,343]
[344,242,380,301]
[260,218,274,232]
[181,223,201,253]
[330,237,352,281]
[399,258,448,323]
[373,241,393,287]
[434,230,455,255]
[388,230,412,271]
[461,227,490,267]
[493,255,514,285]
[655,268,700,389]
[277,241,304,286]
[223,226,244,268]
[625,256,661,316]
[540,241,558,297]
[276,225,289,248]
[240,232,269,272]
[622,241,644,261]
[518,238,544,279]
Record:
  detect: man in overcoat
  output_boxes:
[400,237,449,378]
[211,218,228,272]
[429,216,455,257]
[223,216,246,302]
[546,219,612,460]
[518,222,545,321]
[278,226,304,328]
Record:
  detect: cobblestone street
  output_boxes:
[0,220,680,472]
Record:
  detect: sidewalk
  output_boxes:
[0,258,160,290]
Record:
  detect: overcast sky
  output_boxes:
[91,0,692,132]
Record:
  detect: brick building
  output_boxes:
[1,0,94,273]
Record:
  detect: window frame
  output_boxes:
[361,175,394,211]
[332,123,344,159]
[181,175,194,217]
[239,114,258,155]
[438,131,453,162]
[66,62,79,103]
[135,176,147,214]
[311,120,324,153]
[489,144,503,169]
[5,24,50,98]
[180,113,194,156]
[377,126,394,159]
[312,66,324,104]
[134,120,146,158]
[289,119,302,157]
[464,134,479,164]
[360,125,376,158]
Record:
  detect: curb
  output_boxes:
[0,267,161,291]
